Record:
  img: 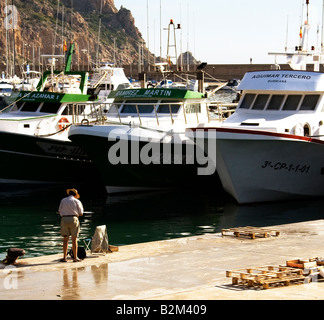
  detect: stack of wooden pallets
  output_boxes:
[226,258,324,289]
[226,265,305,289]
[221,226,280,239]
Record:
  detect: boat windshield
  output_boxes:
[0,88,12,93]
[239,93,320,111]
[120,100,158,114]
[158,100,181,113]
[20,102,41,112]
[39,102,62,114]
[116,83,131,90]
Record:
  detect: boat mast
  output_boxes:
[12,0,16,77]
[96,0,103,66]
[160,0,162,60]
[322,0,324,53]
[5,0,9,77]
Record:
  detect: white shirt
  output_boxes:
[58,195,84,217]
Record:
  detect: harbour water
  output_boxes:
[1,183,324,260]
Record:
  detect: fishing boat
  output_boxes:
[68,82,236,193]
[187,69,324,203]
[0,79,13,110]
[89,62,132,103]
[0,44,103,186]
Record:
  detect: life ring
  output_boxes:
[58,117,70,130]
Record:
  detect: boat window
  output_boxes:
[282,95,302,111]
[185,104,201,114]
[116,83,131,90]
[40,102,61,114]
[158,100,181,114]
[121,100,157,114]
[252,94,269,110]
[61,104,74,115]
[20,102,41,112]
[75,104,86,115]
[266,95,285,110]
[61,104,86,115]
[239,94,256,109]
[300,95,320,111]
[13,101,24,111]
[0,88,12,93]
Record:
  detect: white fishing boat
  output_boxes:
[0,79,13,110]
[187,69,324,203]
[0,44,103,186]
[89,62,132,103]
[68,83,236,193]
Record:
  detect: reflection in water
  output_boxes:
[0,184,324,258]
[60,264,109,300]
[62,268,80,300]
[92,264,108,285]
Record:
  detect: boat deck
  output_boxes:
[1,219,324,300]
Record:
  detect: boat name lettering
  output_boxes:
[252,74,311,80]
[143,89,172,97]
[17,92,60,100]
[30,93,60,100]
[114,89,172,97]
[261,160,310,173]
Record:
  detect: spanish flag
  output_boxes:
[63,40,67,52]
[299,27,303,39]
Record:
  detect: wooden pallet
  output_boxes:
[226,265,305,289]
[221,226,280,239]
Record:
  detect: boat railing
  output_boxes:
[208,102,237,122]
[73,100,238,127]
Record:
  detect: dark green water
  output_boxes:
[1,184,324,259]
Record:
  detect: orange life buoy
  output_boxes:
[58,117,70,130]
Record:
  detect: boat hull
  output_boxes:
[0,131,103,186]
[69,125,220,193]
[210,128,324,203]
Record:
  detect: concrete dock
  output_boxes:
[1,219,324,300]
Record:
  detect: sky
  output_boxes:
[113,0,324,64]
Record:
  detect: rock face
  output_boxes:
[0,0,152,74]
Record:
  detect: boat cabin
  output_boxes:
[0,70,98,139]
[224,70,324,138]
[105,88,208,126]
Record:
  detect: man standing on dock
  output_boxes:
[58,189,84,262]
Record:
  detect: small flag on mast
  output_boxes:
[63,40,67,52]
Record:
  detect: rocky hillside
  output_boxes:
[0,0,155,74]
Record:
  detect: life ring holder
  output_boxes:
[58,117,70,130]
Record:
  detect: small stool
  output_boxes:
[82,238,91,251]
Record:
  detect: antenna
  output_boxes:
[166,19,181,67]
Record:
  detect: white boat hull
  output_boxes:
[214,128,324,203]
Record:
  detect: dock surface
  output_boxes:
[1,219,324,300]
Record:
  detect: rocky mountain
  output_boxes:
[0,0,155,75]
